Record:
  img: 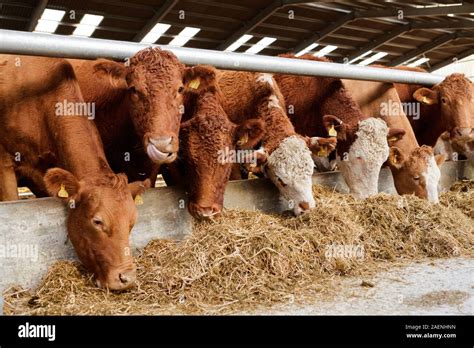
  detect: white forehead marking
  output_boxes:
[338,118,389,199]
[267,135,314,184]
[266,136,315,214]
[256,73,275,87]
[423,155,441,203]
[351,118,390,160]
[268,94,281,109]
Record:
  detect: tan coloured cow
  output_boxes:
[0,55,149,290]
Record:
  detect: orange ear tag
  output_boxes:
[188,78,201,90]
[328,125,337,137]
[134,194,144,205]
[58,184,69,198]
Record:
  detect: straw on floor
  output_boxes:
[4,181,473,315]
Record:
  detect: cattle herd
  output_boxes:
[0,47,472,290]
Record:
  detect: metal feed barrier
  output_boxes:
[0,29,469,312]
[0,162,472,302]
[0,29,445,85]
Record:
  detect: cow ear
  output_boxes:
[128,179,151,200]
[322,115,344,138]
[387,147,404,169]
[183,65,216,93]
[234,119,265,149]
[435,153,446,168]
[387,128,406,146]
[413,87,438,105]
[306,136,337,157]
[93,59,128,89]
[242,148,268,175]
[44,168,81,201]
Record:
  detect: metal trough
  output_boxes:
[0,160,472,311]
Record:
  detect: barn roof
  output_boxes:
[1,0,473,71]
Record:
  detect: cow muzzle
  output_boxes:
[189,202,222,220]
[452,127,473,138]
[98,266,137,291]
[145,135,179,164]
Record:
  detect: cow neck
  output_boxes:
[273,74,322,136]
[318,79,367,125]
[260,107,296,154]
[319,80,367,156]
[413,103,444,147]
[92,93,132,151]
[254,76,296,155]
[51,116,114,182]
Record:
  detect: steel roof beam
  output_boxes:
[216,0,310,51]
[26,0,48,32]
[341,19,474,63]
[356,4,474,18]
[429,47,474,72]
[132,0,178,42]
[292,3,474,53]
[389,32,458,66]
[292,11,355,53]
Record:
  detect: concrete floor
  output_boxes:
[246,257,473,315]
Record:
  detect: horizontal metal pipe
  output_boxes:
[0,29,444,85]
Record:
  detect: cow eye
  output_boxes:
[413,176,420,181]
[129,86,137,94]
[178,86,184,93]
[441,97,447,104]
[92,216,103,227]
[277,177,287,187]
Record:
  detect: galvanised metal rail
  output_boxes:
[0,29,445,85]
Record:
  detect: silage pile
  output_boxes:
[4,182,474,315]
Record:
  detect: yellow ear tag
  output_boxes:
[58,184,69,198]
[134,194,144,205]
[328,125,337,137]
[237,133,248,146]
[317,148,328,157]
[188,78,201,90]
[422,96,429,104]
[248,172,259,180]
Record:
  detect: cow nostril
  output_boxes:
[299,201,310,211]
[119,272,132,284]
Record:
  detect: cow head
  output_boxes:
[44,168,150,290]
[94,48,218,165]
[413,73,474,145]
[254,135,316,216]
[388,145,445,203]
[179,65,265,219]
[324,115,405,199]
[125,48,188,164]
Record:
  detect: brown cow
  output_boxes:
[166,65,265,219]
[216,70,334,215]
[274,54,405,199]
[342,79,445,202]
[392,66,474,152]
[0,55,149,290]
[69,47,209,185]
